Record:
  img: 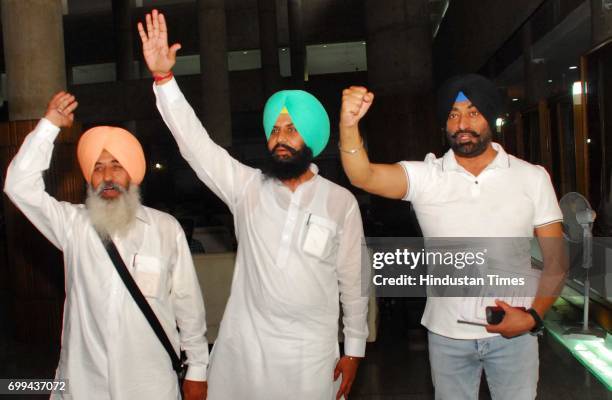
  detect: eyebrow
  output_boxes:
[451,103,476,111]
[273,123,295,128]
[95,159,120,166]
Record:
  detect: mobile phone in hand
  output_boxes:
[485,306,527,325]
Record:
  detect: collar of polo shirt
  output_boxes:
[442,142,510,172]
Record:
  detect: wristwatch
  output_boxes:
[526,308,544,335]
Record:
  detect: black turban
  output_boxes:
[437,73,503,133]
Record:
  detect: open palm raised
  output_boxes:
[137,9,181,76]
[45,92,78,129]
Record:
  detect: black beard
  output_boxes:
[447,128,492,158]
[262,144,313,180]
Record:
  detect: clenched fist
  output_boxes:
[340,86,374,128]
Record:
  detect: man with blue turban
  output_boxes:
[139,10,368,400]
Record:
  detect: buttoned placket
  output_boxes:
[274,177,318,269]
[107,218,148,337]
[459,167,498,198]
[447,146,507,199]
[470,176,481,197]
[470,164,502,197]
[454,167,483,198]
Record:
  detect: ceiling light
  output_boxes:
[512,98,519,102]
[573,81,583,105]
[495,118,504,133]
[569,66,578,70]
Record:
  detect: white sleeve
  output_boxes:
[337,200,369,357]
[4,118,77,250]
[154,79,258,212]
[171,224,209,381]
[533,166,563,227]
[398,158,433,204]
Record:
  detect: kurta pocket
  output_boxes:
[302,213,339,261]
[133,255,165,298]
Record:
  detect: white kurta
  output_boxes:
[154,79,369,400]
[4,119,209,400]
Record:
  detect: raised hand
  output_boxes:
[340,86,374,129]
[45,92,78,129]
[137,9,181,76]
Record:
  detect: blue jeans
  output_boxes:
[428,331,539,400]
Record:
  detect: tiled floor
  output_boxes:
[1,298,610,399]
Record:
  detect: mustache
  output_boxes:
[94,182,126,196]
[272,143,298,155]
[451,129,480,139]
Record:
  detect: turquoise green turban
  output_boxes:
[263,90,330,157]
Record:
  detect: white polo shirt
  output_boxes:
[400,142,563,339]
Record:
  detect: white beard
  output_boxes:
[85,184,141,241]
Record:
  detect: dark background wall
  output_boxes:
[433,0,546,82]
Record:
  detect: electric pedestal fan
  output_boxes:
[559,192,606,339]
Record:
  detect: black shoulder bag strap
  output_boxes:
[100,237,186,381]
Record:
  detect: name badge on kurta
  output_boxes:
[133,255,163,298]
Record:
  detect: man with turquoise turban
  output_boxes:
[261,90,330,182]
[139,10,368,400]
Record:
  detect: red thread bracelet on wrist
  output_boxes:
[153,71,173,82]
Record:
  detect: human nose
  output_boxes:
[103,166,113,182]
[457,114,472,131]
[277,127,289,143]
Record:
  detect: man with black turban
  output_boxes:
[339,75,565,399]
[138,10,369,400]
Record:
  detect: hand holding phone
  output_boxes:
[485,306,527,325]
